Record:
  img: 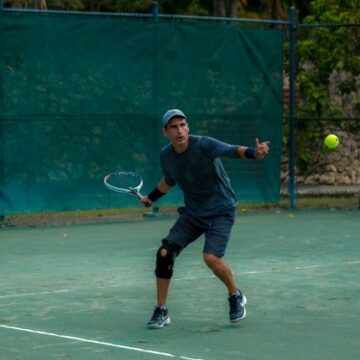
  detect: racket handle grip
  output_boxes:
[137,193,152,207]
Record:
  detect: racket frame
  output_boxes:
[103,171,145,200]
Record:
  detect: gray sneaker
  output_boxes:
[147,306,171,329]
[228,292,247,322]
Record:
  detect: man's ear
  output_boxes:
[162,127,168,138]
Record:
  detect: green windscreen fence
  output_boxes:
[0,12,284,215]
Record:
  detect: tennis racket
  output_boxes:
[104,171,151,207]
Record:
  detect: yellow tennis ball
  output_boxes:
[324,134,339,149]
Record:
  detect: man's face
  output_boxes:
[162,117,189,150]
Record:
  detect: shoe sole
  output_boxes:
[230,295,247,323]
[147,316,171,329]
[230,307,246,322]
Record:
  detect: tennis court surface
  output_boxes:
[1,209,359,360]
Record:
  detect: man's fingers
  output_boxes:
[255,140,270,157]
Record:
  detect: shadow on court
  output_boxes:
[0,209,359,360]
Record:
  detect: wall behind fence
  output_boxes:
[0,12,284,215]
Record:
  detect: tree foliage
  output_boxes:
[298,0,360,119]
[3,0,301,18]
[292,0,360,171]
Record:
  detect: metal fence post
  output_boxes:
[151,1,158,19]
[288,6,297,209]
[0,0,4,222]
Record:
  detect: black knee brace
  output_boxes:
[155,240,181,279]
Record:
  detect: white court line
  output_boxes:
[0,283,139,299]
[0,324,205,360]
[244,260,360,274]
[0,289,72,299]
[294,264,323,270]
[1,260,359,300]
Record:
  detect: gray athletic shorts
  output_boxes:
[164,206,236,258]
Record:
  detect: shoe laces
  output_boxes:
[152,306,166,318]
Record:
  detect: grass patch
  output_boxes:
[2,196,358,228]
[279,196,359,209]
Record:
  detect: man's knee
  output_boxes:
[203,252,221,269]
[155,240,181,279]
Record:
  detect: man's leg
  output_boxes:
[147,241,179,329]
[203,253,247,322]
[202,208,247,323]
[156,276,171,305]
[202,210,238,293]
[148,208,201,328]
[203,253,237,293]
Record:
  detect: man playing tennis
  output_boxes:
[141,109,269,329]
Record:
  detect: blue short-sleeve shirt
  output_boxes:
[160,135,239,217]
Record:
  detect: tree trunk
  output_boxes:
[11,0,28,7]
[213,0,225,17]
[227,0,238,18]
[9,0,47,9]
[269,0,285,20]
[35,0,47,10]
[214,0,238,18]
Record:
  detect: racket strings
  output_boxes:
[109,173,141,191]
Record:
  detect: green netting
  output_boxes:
[0,12,284,215]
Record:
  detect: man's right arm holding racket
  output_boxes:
[140,177,171,207]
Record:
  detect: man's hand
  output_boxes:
[140,196,153,207]
[255,138,270,159]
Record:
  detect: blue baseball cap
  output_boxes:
[162,109,186,128]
